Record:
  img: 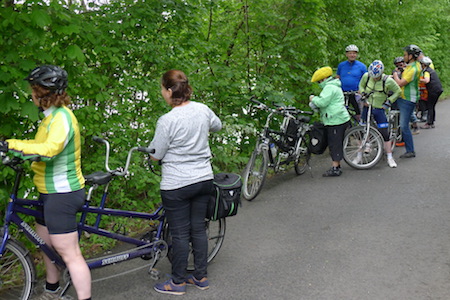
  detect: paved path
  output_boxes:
[70,99,450,300]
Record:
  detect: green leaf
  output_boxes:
[66,45,85,62]
[20,101,39,122]
[30,10,52,28]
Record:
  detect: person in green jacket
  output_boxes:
[357,60,401,168]
[310,66,350,177]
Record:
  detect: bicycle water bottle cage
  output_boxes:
[84,171,113,185]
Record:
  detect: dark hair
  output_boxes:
[32,84,70,108]
[161,70,192,107]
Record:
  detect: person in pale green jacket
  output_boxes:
[309,66,350,177]
[356,60,401,168]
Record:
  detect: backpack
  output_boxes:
[308,121,328,155]
[207,173,242,221]
[363,74,388,94]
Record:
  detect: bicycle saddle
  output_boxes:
[84,171,113,185]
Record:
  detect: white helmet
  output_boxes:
[368,60,384,78]
[419,56,432,65]
[345,44,359,52]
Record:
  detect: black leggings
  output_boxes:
[326,121,350,162]
[426,91,442,125]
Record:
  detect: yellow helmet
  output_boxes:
[311,67,333,83]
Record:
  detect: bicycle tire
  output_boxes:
[241,147,269,201]
[389,111,402,152]
[0,238,36,300]
[165,218,226,271]
[294,136,310,175]
[343,126,384,170]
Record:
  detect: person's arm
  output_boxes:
[311,85,332,108]
[358,73,368,94]
[392,71,408,87]
[148,119,169,161]
[336,64,342,79]
[386,78,401,103]
[420,71,430,84]
[209,109,222,132]
[7,113,69,161]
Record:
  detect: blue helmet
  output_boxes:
[368,60,384,79]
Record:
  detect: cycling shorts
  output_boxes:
[361,107,389,141]
[36,189,85,234]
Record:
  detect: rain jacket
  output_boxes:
[311,78,350,126]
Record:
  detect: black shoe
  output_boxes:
[399,152,416,158]
[322,167,342,177]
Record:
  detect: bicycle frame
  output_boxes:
[242,97,313,201]
[0,152,169,274]
[254,102,311,171]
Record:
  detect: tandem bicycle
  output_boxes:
[0,137,225,300]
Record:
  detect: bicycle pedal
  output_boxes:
[149,268,160,280]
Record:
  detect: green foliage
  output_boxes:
[1,0,450,254]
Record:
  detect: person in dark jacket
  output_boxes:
[419,56,443,129]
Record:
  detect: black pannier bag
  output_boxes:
[207,173,242,221]
[308,121,328,154]
[283,118,300,148]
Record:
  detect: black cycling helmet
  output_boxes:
[403,44,422,58]
[393,56,404,65]
[25,65,68,94]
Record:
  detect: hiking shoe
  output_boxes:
[154,279,186,295]
[322,167,342,177]
[395,141,405,147]
[412,127,420,135]
[387,157,397,168]
[399,152,416,159]
[186,275,209,290]
[33,287,74,300]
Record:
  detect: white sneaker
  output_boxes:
[352,155,362,165]
[387,157,397,168]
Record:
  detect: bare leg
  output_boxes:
[49,232,91,300]
[384,141,392,155]
[36,224,60,284]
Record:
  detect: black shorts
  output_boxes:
[36,189,85,234]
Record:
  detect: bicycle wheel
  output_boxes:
[241,146,269,201]
[0,238,36,300]
[343,126,384,170]
[389,111,402,152]
[165,218,226,271]
[293,136,310,175]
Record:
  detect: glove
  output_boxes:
[0,141,8,153]
[382,100,391,110]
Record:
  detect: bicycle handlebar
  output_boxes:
[249,96,313,116]
[92,136,156,176]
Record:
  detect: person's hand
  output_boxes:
[382,100,391,110]
[0,141,8,153]
[309,95,315,102]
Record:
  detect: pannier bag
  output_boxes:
[207,173,242,221]
[308,121,328,155]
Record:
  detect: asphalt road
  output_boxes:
[69,99,450,300]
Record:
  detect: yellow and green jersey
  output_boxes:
[401,61,421,103]
[7,105,84,194]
